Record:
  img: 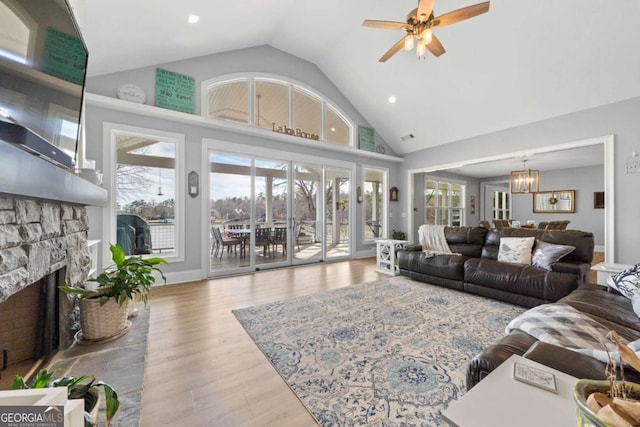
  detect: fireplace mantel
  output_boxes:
[0,140,107,206]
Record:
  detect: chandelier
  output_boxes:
[510,160,540,194]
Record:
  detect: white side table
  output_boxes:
[442,355,577,427]
[375,239,408,276]
[591,262,634,285]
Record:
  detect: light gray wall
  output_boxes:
[400,96,640,264]
[508,165,605,245]
[84,45,401,274]
[87,45,396,156]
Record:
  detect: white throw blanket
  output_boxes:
[506,303,640,365]
[418,224,460,258]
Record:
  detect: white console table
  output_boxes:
[375,239,408,276]
[591,262,634,285]
[442,355,577,427]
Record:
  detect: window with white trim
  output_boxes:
[363,167,387,241]
[204,75,353,146]
[107,124,185,262]
[493,190,511,220]
[425,179,465,226]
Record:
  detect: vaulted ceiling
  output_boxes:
[84,0,640,155]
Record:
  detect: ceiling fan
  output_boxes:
[363,0,490,62]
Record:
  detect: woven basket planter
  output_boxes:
[79,298,130,341]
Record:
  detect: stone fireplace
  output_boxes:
[0,139,107,387]
[0,197,93,387]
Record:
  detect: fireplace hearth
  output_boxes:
[0,269,63,388]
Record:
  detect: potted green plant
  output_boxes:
[12,368,119,427]
[61,243,167,341]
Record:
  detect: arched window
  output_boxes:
[203,74,354,147]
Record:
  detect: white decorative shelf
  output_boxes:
[85,93,404,163]
[375,239,409,276]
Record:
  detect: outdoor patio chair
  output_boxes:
[212,227,241,259]
[272,227,287,255]
[255,227,271,257]
[293,223,301,252]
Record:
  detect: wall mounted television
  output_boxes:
[0,0,88,169]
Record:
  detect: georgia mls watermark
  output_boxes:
[0,406,64,427]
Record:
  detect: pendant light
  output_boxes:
[510,160,540,194]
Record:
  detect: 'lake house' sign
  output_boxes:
[272,123,320,141]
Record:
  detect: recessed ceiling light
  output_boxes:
[388,96,396,104]
[330,127,336,132]
[188,15,200,24]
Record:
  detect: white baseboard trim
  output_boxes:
[594,245,605,253]
[355,249,376,259]
[154,269,204,286]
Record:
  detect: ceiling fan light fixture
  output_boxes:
[363,1,491,62]
[422,28,433,45]
[404,35,415,51]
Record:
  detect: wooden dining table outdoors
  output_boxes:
[227,228,252,257]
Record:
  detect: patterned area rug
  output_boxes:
[233,276,526,426]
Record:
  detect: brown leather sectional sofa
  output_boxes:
[467,284,640,388]
[397,226,595,308]
[396,225,639,389]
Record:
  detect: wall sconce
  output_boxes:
[357,186,363,203]
[188,171,199,197]
[390,186,399,202]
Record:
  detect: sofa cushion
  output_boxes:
[464,258,578,302]
[531,240,575,270]
[444,226,487,258]
[560,286,640,340]
[398,251,468,281]
[497,237,536,264]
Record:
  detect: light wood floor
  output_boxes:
[140,258,381,427]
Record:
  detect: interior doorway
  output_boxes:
[406,135,614,261]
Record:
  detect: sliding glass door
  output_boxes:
[209,153,252,273]
[292,163,322,264]
[255,158,289,269]
[207,145,352,276]
[325,167,351,260]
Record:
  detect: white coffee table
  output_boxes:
[442,355,578,427]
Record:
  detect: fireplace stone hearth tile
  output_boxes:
[48,306,150,426]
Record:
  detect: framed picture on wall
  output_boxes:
[533,190,575,213]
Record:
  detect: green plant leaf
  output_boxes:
[11,375,28,390]
[97,381,120,426]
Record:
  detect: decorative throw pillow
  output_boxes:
[531,240,576,271]
[607,264,640,300]
[497,237,536,265]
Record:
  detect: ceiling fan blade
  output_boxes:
[426,34,446,57]
[379,37,406,62]
[417,0,435,22]
[362,20,407,30]
[431,1,490,29]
